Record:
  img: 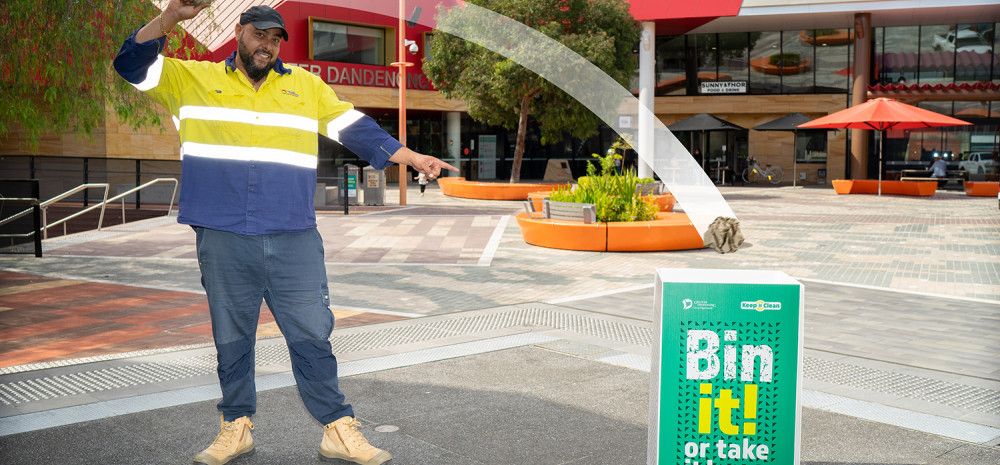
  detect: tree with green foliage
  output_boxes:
[423,0,639,183]
[0,0,207,147]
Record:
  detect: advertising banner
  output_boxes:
[649,269,803,465]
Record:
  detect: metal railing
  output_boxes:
[1,178,179,245]
[98,178,178,229]
[39,184,110,239]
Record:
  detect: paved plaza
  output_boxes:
[0,184,998,464]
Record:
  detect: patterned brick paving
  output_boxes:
[0,271,405,368]
[1,185,997,377]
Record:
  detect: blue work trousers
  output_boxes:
[194,226,353,424]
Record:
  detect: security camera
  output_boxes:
[405,39,419,55]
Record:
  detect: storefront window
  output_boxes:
[880,26,919,84]
[423,33,434,62]
[655,35,688,96]
[955,101,999,163]
[995,24,1000,83]
[311,20,386,65]
[915,101,956,161]
[814,29,850,93]
[795,131,827,163]
[919,25,954,84]
[694,33,718,90]
[781,30,813,93]
[954,24,993,82]
[717,32,749,85]
[749,31,781,94]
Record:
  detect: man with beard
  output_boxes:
[114,2,456,464]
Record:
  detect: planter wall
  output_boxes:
[965,181,1000,197]
[438,177,564,200]
[516,212,703,252]
[799,30,853,46]
[750,56,812,76]
[832,179,936,196]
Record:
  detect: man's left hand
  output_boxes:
[390,148,459,180]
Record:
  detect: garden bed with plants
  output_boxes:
[516,153,702,252]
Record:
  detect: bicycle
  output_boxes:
[742,157,783,185]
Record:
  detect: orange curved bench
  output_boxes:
[515,212,703,252]
[438,177,565,200]
[527,191,675,213]
[750,56,812,76]
[799,30,853,46]
[832,179,936,197]
[964,181,999,197]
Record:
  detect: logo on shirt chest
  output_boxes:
[282,89,300,97]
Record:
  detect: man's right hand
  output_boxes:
[136,0,209,43]
[165,0,210,23]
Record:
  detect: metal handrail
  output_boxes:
[98,178,178,229]
[40,183,110,239]
[0,198,39,229]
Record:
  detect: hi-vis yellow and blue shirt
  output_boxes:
[113,29,402,235]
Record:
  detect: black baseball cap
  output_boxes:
[240,6,289,41]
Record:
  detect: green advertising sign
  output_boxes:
[650,269,803,465]
[347,174,357,198]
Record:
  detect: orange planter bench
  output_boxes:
[832,179,936,197]
[438,177,565,200]
[964,181,1000,197]
[799,30,853,46]
[527,191,675,213]
[750,56,812,76]
[515,212,702,252]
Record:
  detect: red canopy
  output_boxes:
[798,97,971,131]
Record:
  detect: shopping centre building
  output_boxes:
[1,0,998,195]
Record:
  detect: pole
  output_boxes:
[878,130,883,196]
[394,0,410,206]
[792,130,797,187]
[637,21,655,179]
[135,159,142,209]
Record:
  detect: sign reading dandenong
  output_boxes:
[651,269,803,465]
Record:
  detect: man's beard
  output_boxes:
[237,39,275,82]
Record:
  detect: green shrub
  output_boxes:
[548,153,658,222]
[769,53,801,67]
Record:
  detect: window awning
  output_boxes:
[868,81,1000,102]
[879,50,992,72]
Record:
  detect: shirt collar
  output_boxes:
[224,51,291,75]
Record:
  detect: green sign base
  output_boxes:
[649,269,803,465]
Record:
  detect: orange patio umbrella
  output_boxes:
[798,97,971,195]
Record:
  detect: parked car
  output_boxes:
[959,152,997,174]
[933,28,992,53]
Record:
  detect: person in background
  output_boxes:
[930,156,949,189]
[417,171,430,196]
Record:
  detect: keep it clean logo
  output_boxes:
[740,299,782,312]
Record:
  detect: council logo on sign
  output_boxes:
[740,300,782,312]
[682,299,715,310]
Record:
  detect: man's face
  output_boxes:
[236,24,282,82]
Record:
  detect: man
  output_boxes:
[114,2,456,464]
[930,155,948,189]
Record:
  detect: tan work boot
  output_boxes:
[193,416,254,465]
[319,416,392,465]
